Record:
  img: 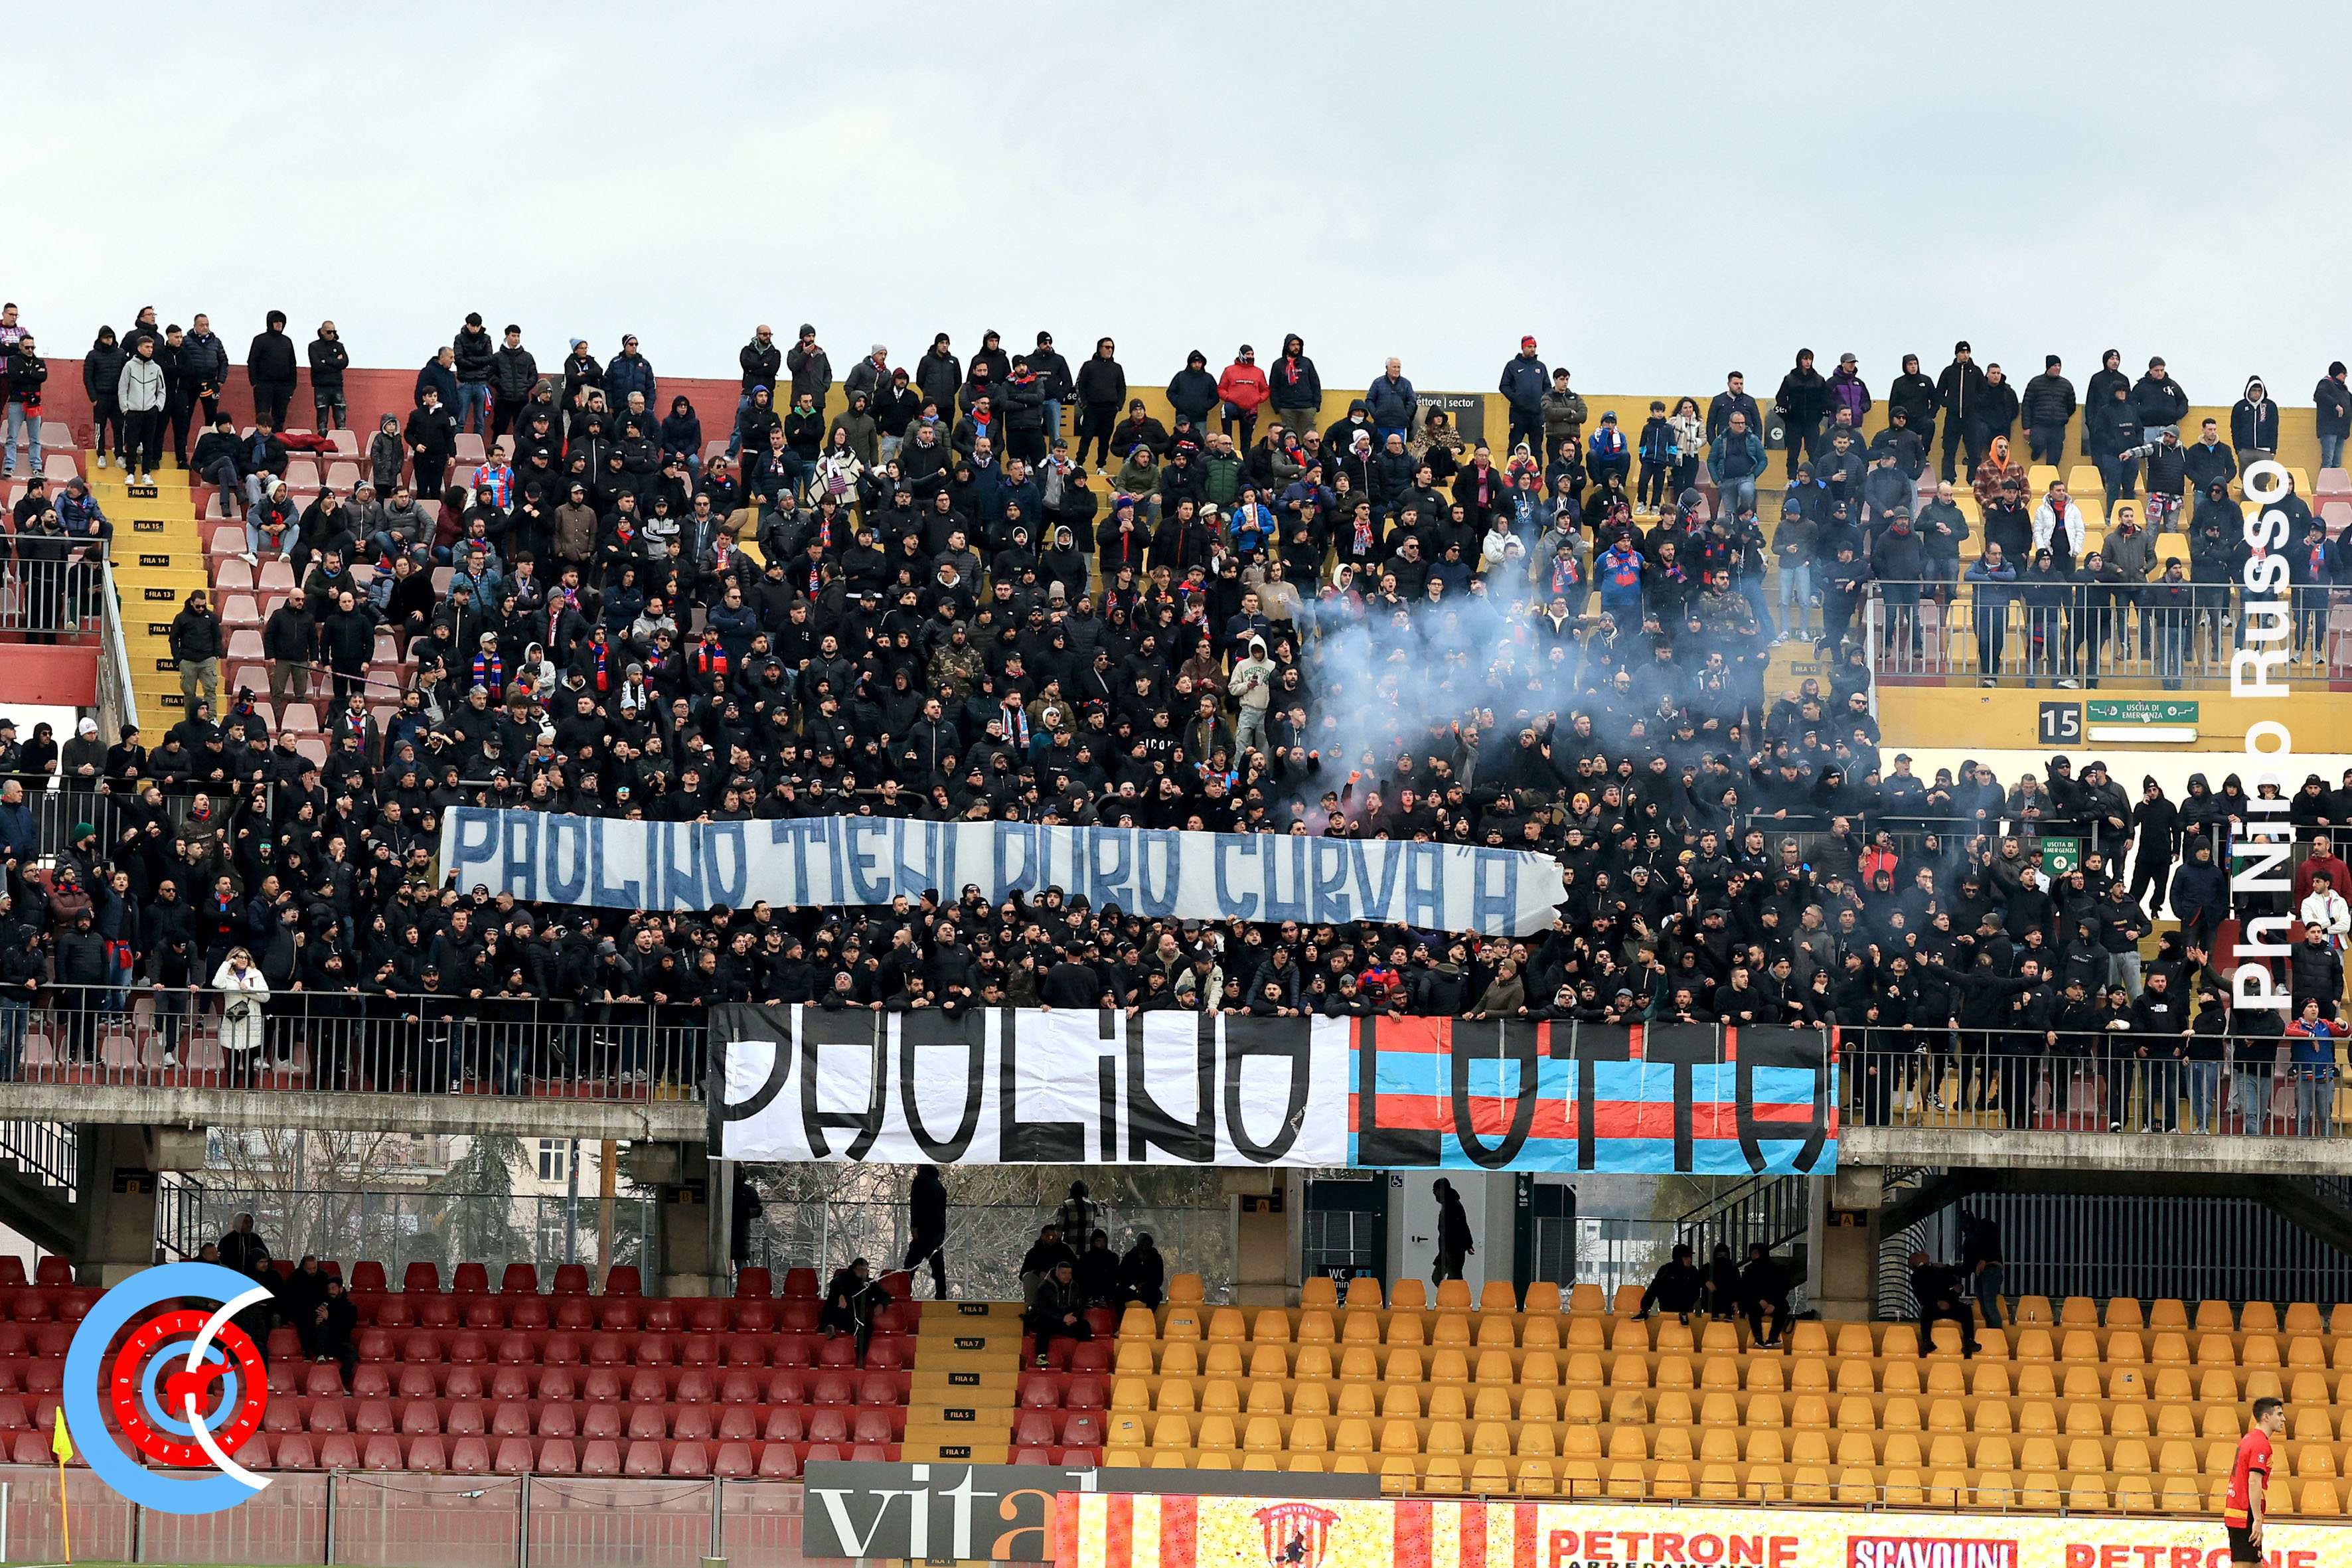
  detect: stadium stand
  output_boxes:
[1086,1274,2352,1514]
[0,1253,920,1478]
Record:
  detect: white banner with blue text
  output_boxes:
[437,809,1567,935]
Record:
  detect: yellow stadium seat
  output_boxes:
[1331,1419,1373,1456]
[1378,1419,1419,1456]
[1157,1381,1196,1413]
[1524,1283,1562,1314]
[1832,1431,1875,1467]
[1786,1322,1830,1356]
[1478,1281,1516,1312]
[1340,1310,1380,1346]
[1294,1346,1333,1381]
[2294,1405,2334,1441]
[1654,1321,1695,1354]
[1834,1360,1875,1395]
[1518,1459,1557,1495]
[1383,1348,1423,1383]
[1160,1343,1199,1377]
[1881,1324,1922,1358]
[1747,1359,1786,1395]
[1521,1316,1560,1350]
[2298,1443,2339,1480]
[2285,1302,2323,1333]
[2106,1297,2146,1330]
[1563,1459,1603,1497]
[1834,1466,1875,1506]
[2159,1474,2202,1512]
[1378,1385,1420,1420]
[2294,1478,2342,1516]
[1834,1324,1875,1358]
[1744,1464,1784,1502]
[1475,1317,1515,1350]
[2059,1297,2098,1326]
[1883,1398,1922,1433]
[1611,1286,1645,1316]
[1247,1345,1289,1381]
[2244,1336,2282,1368]
[1567,1284,1606,1315]
[1468,1455,1510,1495]
[1293,1383,1332,1417]
[1343,1278,1381,1309]
[1249,1309,1291,1344]
[2066,1473,2106,1512]
[1427,1421,1466,1456]
[1119,1306,1157,1338]
[1298,1278,1338,1308]
[1607,1390,1650,1424]
[1748,1431,1786,1464]
[1652,1461,1693,1500]
[1654,1426,1693,1462]
[1699,1320,1740,1354]
[1163,1306,1202,1340]
[1656,1358,1695,1393]
[1474,1351,1514,1387]
[2114,1439,2153,1474]
[1431,1314,1470,1346]
[1789,1467,1832,1504]
[1387,1314,1426,1348]
[1699,1464,1739,1500]
[1605,1461,1647,1500]
[1197,1414,1238,1452]
[1430,1350,1468,1385]
[1522,1352,1561,1387]
[1205,1308,1245,1342]
[1202,1381,1241,1414]
[1111,1377,1150,1411]
[1422,1456,1464,1493]
[2240,1301,2279,1334]
[1115,1344,1155,1375]
[2013,1296,2055,1326]
[1151,1414,1192,1449]
[1972,1364,2010,1397]
[1607,1352,1648,1387]
[2063,1401,2104,1435]
[1246,1382,1286,1415]
[1563,1389,1603,1425]
[1203,1344,1244,1378]
[1387,1280,1426,1311]
[2195,1333,2236,1366]
[1168,1275,1204,1304]
[1287,1417,1329,1453]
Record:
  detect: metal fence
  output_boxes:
[0,982,708,1101]
[158,1181,659,1282]
[1906,1190,2352,1308]
[23,783,197,860]
[744,1197,1235,1303]
[1865,580,2339,686]
[0,1468,819,1567]
[1842,1044,2348,1138]
[0,557,105,641]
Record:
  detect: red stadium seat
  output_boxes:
[536,1438,579,1475]
[493,1438,535,1474]
[579,1440,622,1476]
[447,1436,491,1474]
[603,1267,643,1297]
[500,1265,539,1294]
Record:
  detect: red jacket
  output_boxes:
[1217,361,1269,413]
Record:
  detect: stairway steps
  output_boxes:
[907,1301,1026,1464]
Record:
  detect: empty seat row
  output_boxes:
[221,1432,889,1478]
[341,1326,907,1370]
[278,1363,906,1406]
[264,1395,899,1444]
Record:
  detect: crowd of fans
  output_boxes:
[0,308,2340,1131]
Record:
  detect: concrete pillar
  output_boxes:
[1225,1168,1299,1306]
[627,1142,719,1297]
[74,1124,161,1286]
[1812,1167,1885,1322]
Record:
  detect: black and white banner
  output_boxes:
[713,1003,1352,1166]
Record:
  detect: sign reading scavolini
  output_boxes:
[440,809,1567,935]
[712,1005,1837,1175]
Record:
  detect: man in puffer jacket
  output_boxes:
[1498,335,1549,454]
[1540,368,1587,461]
[306,321,350,433]
[116,336,168,485]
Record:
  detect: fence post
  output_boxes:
[325,1469,337,1566]
[517,1470,530,1568]
[134,1496,146,1563]
[710,1476,723,1562]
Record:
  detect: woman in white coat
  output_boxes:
[212,947,270,1083]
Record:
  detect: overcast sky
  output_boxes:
[19,5,2351,404]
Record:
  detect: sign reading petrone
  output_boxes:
[711,1004,1838,1174]
[439,809,1566,936]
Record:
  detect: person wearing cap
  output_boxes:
[1934,340,1987,482]
[1215,345,1268,448]
[1498,334,1548,455]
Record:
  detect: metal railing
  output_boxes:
[1905,1189,2352,1308]
[1674,1173,1810,1263]
[0,1118,76,1188]
[0,557,106,642]
[158,1180,658,1282]
[96,561,141,741]
[1842,1043,2345,1137]
[0,1468,813,1568]
[22,784,200,860]
[742,1196,1235,1303]
[1863,579,2335,686]
[0,982,708,1101]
